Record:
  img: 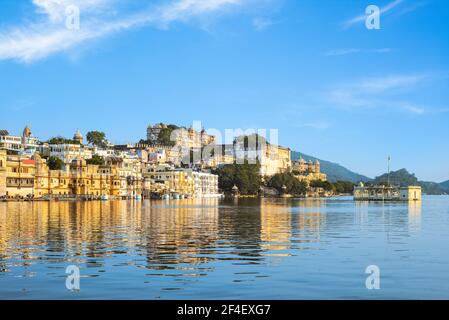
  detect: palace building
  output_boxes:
[292,158,327,183]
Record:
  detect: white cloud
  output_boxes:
[324,48,392,56]
[328,74,435,114]
[252,17,274,31]
[0,0,252,63]
[342,0,403,29]
[295,121,332,130]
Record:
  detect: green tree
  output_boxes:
[47,137,80,145]
[215,162,262,195]
[47,156,64,170]
[86,154,105,166]
[158,127,177,146]
[268,173,307,196]
[86,131,106,147]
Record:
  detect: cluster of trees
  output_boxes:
[310,180,355,194]
[214,165,355,196]
[86,131,107,148]
[214,163,262,195]
[46,131,108,147]
[158,124,180,147]
[139,124,183,147]
[86,154,105,166]
[46,137,80,145]
[267,173,307,195]
[47,156,64,170]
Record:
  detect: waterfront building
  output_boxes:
[34,155,117,198]
[0,149,6,197]
[144,165,219,198]
[353,183,422,201]
[3,154,36,198]
[292,158,327,183]
[105,156,143,198]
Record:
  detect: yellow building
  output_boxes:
[292,158,327,183]
[3,154,36,198]
[0,151,141,200]
[0,149,6,197]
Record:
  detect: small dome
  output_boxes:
[23,126,31,137]
[74,130,83,139]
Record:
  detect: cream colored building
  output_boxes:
[42,143,94,167]
[144,165,219,198]
[353,184,422,201]
[292,158,327,183]
[233,140,292,177]
[146,124,215,151]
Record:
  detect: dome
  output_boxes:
[74,130,83,139]
[23,125,31,137]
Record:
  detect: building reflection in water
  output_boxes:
[0,198,330,277]
[0,197,422,297]
[408,200,422,233]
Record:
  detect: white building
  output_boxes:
[0,126,39,155]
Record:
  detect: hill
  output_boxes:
[291,151,372,183]
[440,180,449,190]
[371,168,448,195]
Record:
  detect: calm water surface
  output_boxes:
[1,196,449,299]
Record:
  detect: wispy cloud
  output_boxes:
[328,73,441,114]
[342,0,403,29]
[0,0,257,63]
[295,121,332,130]
[324,48,392,56]
[252,17,274,31]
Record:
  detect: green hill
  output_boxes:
[371,168,448,195]
[291,151,371,183]
[440,180,449,190]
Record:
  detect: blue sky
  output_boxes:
[0,0,448,182]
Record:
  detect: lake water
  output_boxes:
[1,196,449,300]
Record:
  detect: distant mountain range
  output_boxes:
[291,151,449,195]
[291,151,371,183]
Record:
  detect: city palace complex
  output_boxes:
[0,124,326,200]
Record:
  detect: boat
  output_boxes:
[100,195,109,201]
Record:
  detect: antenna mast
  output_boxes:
[387,156,391,187]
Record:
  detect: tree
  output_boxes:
[86,154,105,166]
[158,127,177,146]
[86,131,106,147]
[47,137,80,145]
[268,173,307,196]
[215,162,262,195]
[47,156,64,170]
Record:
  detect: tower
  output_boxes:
[22,125,32,145]
[73,130,83,145]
